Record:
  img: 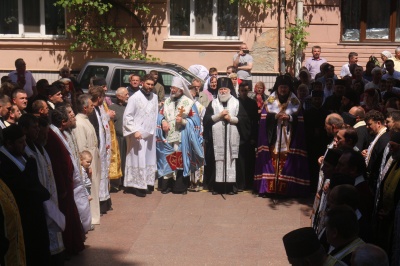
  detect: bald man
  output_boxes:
[349,106,372,151]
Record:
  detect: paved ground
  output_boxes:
[66,190,313,266]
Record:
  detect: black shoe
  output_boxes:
[182,190,187,195]
[227,191,235,195]
[212,191,218,195]
[135,189,147,197]
[146,189,152,194]
[110,186,119,193]
[161,188,171,194]
[123,187,134,194]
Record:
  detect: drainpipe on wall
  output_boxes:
[279,0,287,75]
[295,0,304,77]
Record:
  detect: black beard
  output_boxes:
[278,94,289,104]
[140,88,151,97]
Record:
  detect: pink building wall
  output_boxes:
[0,0,398,78]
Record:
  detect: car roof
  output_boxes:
[84,58,187,71]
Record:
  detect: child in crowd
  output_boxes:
[80,150,93,201]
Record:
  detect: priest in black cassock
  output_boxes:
[237,81,258,191]
[203,77,248,195]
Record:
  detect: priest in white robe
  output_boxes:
[64,104,91,233]
[88,86,112,214]
[72,94,102,225]
[123,74,158,197]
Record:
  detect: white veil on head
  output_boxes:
[171,76,193,100]
[188,64,209,81]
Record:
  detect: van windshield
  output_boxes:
[179,69,198,84]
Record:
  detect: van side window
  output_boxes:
[80,65,109,89]
[111,69,146,91]
[157,72,174,95]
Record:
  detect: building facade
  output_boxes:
[0,0,399,86]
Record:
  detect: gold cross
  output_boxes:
[177,106,185,117]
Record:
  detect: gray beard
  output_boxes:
[218,92,231,103]
[171,90,183,100]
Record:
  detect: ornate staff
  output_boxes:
[274,119,283,205]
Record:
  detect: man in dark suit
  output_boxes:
[0,125,51,265]
[349,106,372,151]
[0,95,12,145]
[362,110,390,195]
[304,90,330,191]
[335,149,374,226]
[323,79,346,114]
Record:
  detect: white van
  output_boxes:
[77,58,201,97]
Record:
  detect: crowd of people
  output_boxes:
[281,46,400,265]
[0,43,399,265]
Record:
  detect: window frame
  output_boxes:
[341,0,399,43]
[168,0,239,40]
[0,0,66,38]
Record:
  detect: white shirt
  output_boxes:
[340,63,351,78]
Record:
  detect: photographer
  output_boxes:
[233,43,253,89]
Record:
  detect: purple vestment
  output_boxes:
[254,107,310,197]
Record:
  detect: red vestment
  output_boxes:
[45,129,85,255]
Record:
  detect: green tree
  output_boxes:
[286,18,309,73]
[55,0,157,60]
[229,0,268,6]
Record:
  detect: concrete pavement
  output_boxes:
[66,191,313,265]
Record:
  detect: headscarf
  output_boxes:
[207,77,219,98]
[188,65,209,81]
[254,82,265,109]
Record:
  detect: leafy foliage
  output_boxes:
[286,18,309,60]
[229,0,270,8]
[54,0,157,60]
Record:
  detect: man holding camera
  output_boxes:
[233,43,253,90]
[8,58,37,99]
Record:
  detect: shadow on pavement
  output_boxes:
[266,194,314,215]
[65,247,137,266]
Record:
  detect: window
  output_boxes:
[341,0,400,42]
[110,69,146,91]
[157,72,174,95]
[0,0,65,37]
[80,66,109,90]
[170,0,238,38]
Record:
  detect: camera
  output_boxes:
[242,49,250,54]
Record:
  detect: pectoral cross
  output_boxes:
[177,106,185,117]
